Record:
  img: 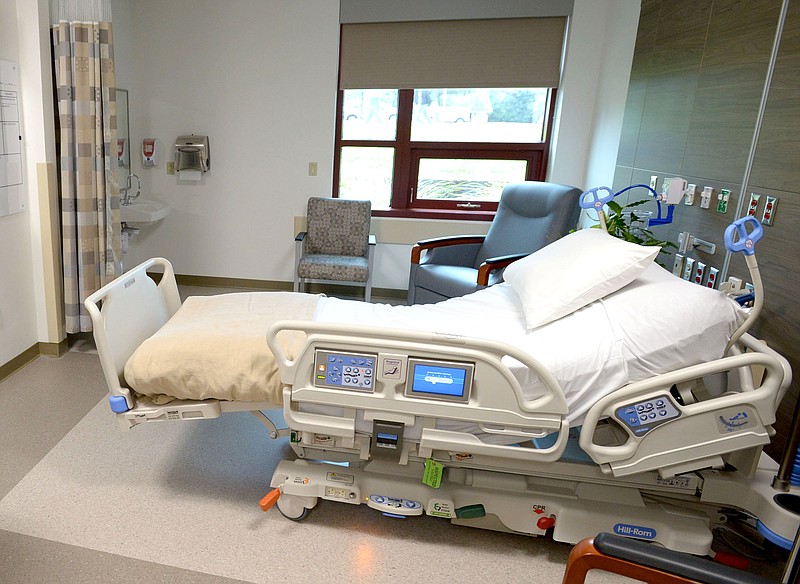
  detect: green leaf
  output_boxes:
[607,200,623,215]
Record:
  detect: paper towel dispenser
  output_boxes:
[174,134,210,173]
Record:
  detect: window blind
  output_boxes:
[339,17,566,90]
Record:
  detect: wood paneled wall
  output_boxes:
[613,0,800,458]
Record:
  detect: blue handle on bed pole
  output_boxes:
[724,216,763,256]
[108,395,130,413]
[579,187,615,211]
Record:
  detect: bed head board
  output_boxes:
[84,258,181,409]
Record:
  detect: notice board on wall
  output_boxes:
[0,59,24,217]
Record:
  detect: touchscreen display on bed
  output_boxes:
[406,359,473,402]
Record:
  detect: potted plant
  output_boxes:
[601,198,676,250]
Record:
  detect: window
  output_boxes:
[334,87,556,219]
[334,16,566,219]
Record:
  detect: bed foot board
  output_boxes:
[115,399,225,430]
[113,398,286,433]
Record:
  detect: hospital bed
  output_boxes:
[85,216,797,557]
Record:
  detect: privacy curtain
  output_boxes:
[52,0,121,333]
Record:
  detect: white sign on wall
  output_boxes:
[0,59,24,217]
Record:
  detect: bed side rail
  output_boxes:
[579,347,787,478]
[84,257,181,412]
[738,333,793,406]
[268,320,571,462]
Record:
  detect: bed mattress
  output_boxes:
[315,262,746,426]
[124,262,746,434]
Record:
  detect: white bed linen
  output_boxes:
[124,263,745,441]
[315,262,746,426]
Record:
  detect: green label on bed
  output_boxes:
[423,458,443,489]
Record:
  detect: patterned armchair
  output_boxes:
[294,197,376,301]
[407,181,583,305]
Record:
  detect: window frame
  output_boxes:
[333,88,557,221]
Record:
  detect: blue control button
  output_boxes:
[616,395,681,436]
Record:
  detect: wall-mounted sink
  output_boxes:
[121,197,170,227]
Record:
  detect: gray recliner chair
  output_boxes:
[407,181,583,305]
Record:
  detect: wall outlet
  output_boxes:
[747,193,761,217]
[650,175,658,190]
[685,183,697,205]
[762,195,778,225]
[716,188,731,214]
[683,257,696,280]
[308,162,318,176]
[706,267,719,289]
[727,276,744,293]
[672,254,685,277]
[700,186,713,209]
[694,262,706,285]
[166,161,175,175]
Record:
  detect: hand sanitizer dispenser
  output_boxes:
[117,138,128,167]
[142,138,159,167]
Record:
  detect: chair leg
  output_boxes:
[294,236,304,294]
[364,270,372,302]
[365,240,375,303]
[407,264,419,305]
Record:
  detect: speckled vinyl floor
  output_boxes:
[0,351,640,584]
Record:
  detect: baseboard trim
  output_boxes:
[172,274,407,301]
[0,344,41,383]
[0,337,71,384]
[40,338,70,357]
[174,273,292,291]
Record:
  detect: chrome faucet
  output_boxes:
[120,173,141,206]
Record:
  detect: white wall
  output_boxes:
[102,0,641,291]
[122,0,340,284]
[549,0,641,191]
[0,0,641,366]
[0,1,38,363]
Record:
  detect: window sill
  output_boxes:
[372,208,496,222]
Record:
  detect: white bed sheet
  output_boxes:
[315,262,746,427]
[124,262,746,443]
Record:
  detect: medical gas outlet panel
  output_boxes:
[313,349,475,404]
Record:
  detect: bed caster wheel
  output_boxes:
[278,505,310,522]
[277,494,316,521]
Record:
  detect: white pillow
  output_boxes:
[503,228,660,330]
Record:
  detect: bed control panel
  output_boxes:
[614,394,681,437]
[367,494,424,517]
[314,350,377,392]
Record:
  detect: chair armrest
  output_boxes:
[587,532,773,584]
[411,235,486,264]
[476,253,528,286]
[295,231,307,242]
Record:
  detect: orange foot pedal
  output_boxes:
[259,487,281,512]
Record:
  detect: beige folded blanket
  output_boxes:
[124,291,320,404]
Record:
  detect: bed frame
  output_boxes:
[85,242,799,556]
[262,317,794,554]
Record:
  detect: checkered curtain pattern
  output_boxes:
[52,5,121,333]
